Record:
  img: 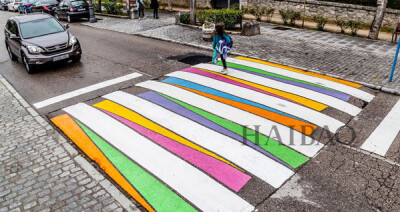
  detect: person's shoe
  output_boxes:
[221,68,228,75]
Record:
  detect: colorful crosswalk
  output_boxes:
[51,56,374,211]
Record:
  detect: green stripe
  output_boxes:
[76,120,197,212]
[159,94,309,169]
[217,61,337,92]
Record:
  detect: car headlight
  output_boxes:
[27,45,44,54]
[69,36,77,46]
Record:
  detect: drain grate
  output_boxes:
[272,26,291,31]
[167,53,212,65]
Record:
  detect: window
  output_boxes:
[7,21,19,36]
[70,0,87,7]
[19,18,64,39]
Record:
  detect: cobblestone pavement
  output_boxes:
[83,14,400,93]
[0,75,138,211]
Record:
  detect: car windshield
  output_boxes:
[19,18,64,39]
[70,0,87,7]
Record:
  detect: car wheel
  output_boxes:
[24,8,27,13]
[22,54,35,74]
[6,44,17,61]
[73,54,81,62]
[55,13,60,20]
[67,15,71,23]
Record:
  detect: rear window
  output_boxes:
[15,0,22,2]
[70,0,87,7]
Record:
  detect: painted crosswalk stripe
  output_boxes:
[218,62,351,101]
[135,81,323,157]
[33,73,142,109]
[165,71,344,133]
[104,91,295,188]
[64,103,254,212]
[103,110,251,192]
[156,92,310,169]
[182,67,326,111]
[227,57,374,102]
[361,99,400,156]
[194,64,362,116]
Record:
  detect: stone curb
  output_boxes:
[0,74,138,212]
[135,34,400,96]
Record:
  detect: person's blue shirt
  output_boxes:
[212,34,231,50]
[136,0,144,8]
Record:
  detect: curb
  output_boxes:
[0,74,138,212]
[135,34,400,96]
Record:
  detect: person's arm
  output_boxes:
[212,36,217,50]
[223,34,231,44]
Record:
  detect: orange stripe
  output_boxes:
[235,56,362,88]
[51,114,155,212]
[171,84,316,135]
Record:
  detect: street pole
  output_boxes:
[389,39,400,82]
[88,0,97,23]
[302,0,306,27]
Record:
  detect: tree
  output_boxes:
[168,0,172,11]
[368,0,388,40]
[190,0,196,25]
[97,0,101,12]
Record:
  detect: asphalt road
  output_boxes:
[0,11,210,115]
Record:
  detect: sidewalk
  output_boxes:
[0,75,138,211]
[84,12,400,94]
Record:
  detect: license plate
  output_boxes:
[52,54,69,62]
[78,8,85,11]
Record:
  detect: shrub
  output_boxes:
[180,12,190,24]
[195,8,243,29]
[264,8,275,23]
[279,9,289,25]
[335,19,347,33]
[313,15,328,31]
[346,20,362,36]
[103,2,123,15]
[249,6,262,21]
[318,0,400,10]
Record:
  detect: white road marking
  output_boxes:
[227,58,375,102]
[135,81,324,158]
[165,71,344,133]
[361,99,400,156]
[194,64,362,116]
[33,73,142,109]
[104,91,295,188]
[64,103,254,212]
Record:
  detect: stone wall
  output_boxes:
[242,0,400,27]
[158,0,212,9]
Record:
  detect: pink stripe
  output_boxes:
[104,110,251,192]
[182,68,297,104]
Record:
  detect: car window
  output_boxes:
[42,0,57,4]
[70,0,87,7]
[15,0,22,2]
[7,21,19,36]
[19,18,64,39]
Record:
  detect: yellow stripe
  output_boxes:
[198,68,328,111]
[94,100,243,171]
[235,56,362,88]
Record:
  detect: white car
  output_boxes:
[7,0,22,12]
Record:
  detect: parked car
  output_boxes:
[17,0,37,13]
[7,0,22,12]
[30,0,58,15]
[55,0,89,23]
[4,14,82,73]
[0,0,11,10]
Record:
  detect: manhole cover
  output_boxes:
[272,26,291,31]
[167,53,212,65]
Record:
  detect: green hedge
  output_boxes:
[317,0,400,10]
[196,8,243,29]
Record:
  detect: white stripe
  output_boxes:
[194,64,362,116]
[64,103,254,212]
[165,71,344,133]
[135,81,323,158]
[227,58,375,102]
[361,99,400,156]
[104,91,295,188]
[33,73,142,109]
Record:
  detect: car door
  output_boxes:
[61,1,68,18]
[5,20,20,56]
[57,1,65,17]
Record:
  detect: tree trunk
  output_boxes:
[368,0,388,40]
[190,0,196,25]
[97,0,101,12]
[168,0,172,11]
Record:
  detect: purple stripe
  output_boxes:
[138,91,292,169]
[181,68,299,104]
[223,65,351,102]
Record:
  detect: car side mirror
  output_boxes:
[63,24,69,29]
[10,34,19,40]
